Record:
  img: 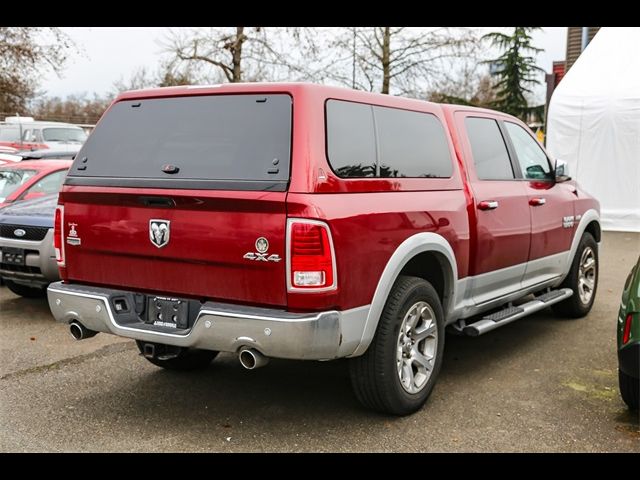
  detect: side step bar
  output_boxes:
[463,288,573,337]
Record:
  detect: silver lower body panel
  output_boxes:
[46,282,369,360]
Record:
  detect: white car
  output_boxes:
[20,121,88,153]
[1,118,88,154]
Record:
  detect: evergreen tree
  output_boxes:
[483,27,544,119]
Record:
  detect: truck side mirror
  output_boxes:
[555,159,571,183]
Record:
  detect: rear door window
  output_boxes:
[68,94,292,190]
[465,117,514,180]
[325,101,376,177]
[374,106,452,178]
[325,100,452,179]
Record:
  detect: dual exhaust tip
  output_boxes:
[69,321,269,370]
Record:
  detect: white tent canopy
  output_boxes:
[547,27,640,232]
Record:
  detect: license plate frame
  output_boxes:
[146,296,189,329]
[1,247,25,266]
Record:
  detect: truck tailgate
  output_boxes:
[60,187,288,307]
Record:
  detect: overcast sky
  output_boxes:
[41,27,567,100]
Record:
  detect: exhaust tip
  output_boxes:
[239,347,268,370]
[69,321,98,340]
[239,349,257,369]
[69,322,83,340]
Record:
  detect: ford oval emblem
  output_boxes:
[14,229,26,237]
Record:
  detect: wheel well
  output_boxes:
[585,220,601,242]
[399,251,452,312]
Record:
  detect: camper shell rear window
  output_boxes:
[67,94,292,191]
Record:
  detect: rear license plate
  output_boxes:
[147,296,189,329]
[2,247,25,265]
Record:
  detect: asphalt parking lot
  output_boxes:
[1,231,639,452]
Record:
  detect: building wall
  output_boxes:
[566,27,601,71]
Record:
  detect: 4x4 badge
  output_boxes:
[149,219,170,248]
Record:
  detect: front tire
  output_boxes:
[136,341,218,371]
[349,275,445,416]
[619,369,639,410]
[4,280,47,298]
[552,232,598,318]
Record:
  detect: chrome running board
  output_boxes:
[462,288,574,336]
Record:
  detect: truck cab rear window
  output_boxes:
[326,100,453,179]
[68,94,292,189]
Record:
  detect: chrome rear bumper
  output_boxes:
[47,282,369,360]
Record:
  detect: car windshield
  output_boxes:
[0,169,37,202]
[0,127,21,142]
[42,128,87,143]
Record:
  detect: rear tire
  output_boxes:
[552,232,598,318]
[136,341,218,371]
[349,275,445,416]
[619,369,639,410]
[4,280,47,298]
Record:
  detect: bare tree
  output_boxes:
[327,27,479,97]
[255,27,327,82]
[428,73,497,108]
[162,27,329,85]
[33,93,111,124]
[112,61,197,96]
[165,27,273,83]
[33,60,198,125]
[0,27,75,114]
[157,60,197,87]
[112,66,156,93]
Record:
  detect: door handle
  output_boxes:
[478,200,499,211]
[529,198,546,206]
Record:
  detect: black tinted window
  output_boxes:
[465,117,514,180]
[70,94,292,182]
[326,100,376,177]
[374,106,452,178]
[326,100,452,179]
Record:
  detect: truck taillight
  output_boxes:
[287,219,337,292]
[54,205,64,265]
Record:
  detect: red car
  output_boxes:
[0,160,72,209]
[0,153,21,166]
[0,146,19,155]
[46,83,600,415]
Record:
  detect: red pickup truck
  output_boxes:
[47,83,600,415]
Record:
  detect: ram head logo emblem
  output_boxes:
[149,219,170,248]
